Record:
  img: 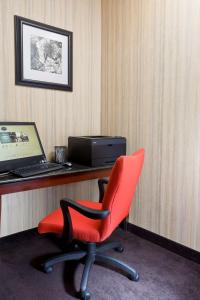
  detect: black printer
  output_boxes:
[68,136,126,167]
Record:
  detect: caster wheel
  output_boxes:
[114,246,124,253]
[128,272,139,282]
[42,265,53,274]
[79,289,90,300]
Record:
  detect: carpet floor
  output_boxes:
[0,229,200,300]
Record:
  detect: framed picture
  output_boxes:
[15,16,73,91]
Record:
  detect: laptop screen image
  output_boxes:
[0,122,46,172]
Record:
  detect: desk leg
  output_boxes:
[119,216,129,231]
[0,195,1,236]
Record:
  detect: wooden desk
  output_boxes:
[0,164,112,233]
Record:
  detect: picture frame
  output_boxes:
[15,16,73,91]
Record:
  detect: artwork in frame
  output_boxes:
[15,16,73,91]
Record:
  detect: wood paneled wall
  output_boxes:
[1,0,200,252]
[101,0,200,251]
[0,0,101,236]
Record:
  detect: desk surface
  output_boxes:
[0,164,113,237]
[0,163,113,195]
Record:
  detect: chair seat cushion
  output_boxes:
[38,200,103,243]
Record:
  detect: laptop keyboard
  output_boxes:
[11,162,64,177]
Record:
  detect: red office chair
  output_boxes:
[38,149,144,300]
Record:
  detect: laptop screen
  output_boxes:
[0,122,46,172]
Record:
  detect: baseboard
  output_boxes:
[127,223,200,264]
[1,225,200,264]
[0,228,37,242]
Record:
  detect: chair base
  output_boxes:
[41,240,139,300]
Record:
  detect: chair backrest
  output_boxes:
[100,149,144,241]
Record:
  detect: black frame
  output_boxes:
[0,122,46,173]
[15,16,73,91]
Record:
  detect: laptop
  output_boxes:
[0,122,63,177]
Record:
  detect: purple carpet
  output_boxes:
[0,228,200,300]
